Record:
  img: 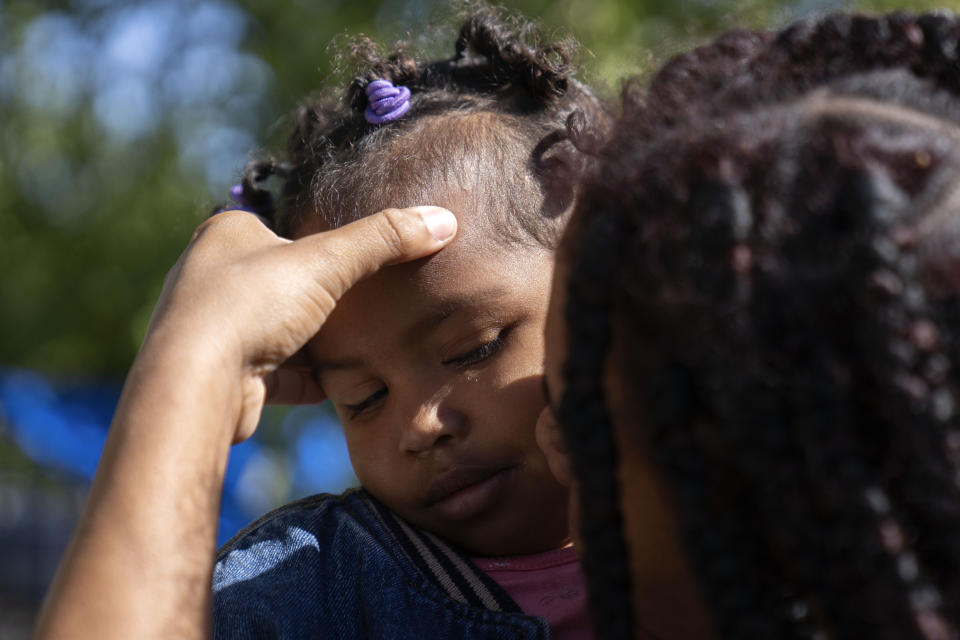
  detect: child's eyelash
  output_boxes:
[344,387,387,420]
[443,327,512,367]
[342,328,512,419]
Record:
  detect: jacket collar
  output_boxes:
[360,489,524,614]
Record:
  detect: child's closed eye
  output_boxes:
[344,387,388,420]
[442,327,512,368]
[340,327,513,420]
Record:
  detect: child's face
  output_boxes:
[301,208,570,556]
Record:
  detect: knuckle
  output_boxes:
[190,211,268,252]
[161,263,179,285]
[320,260,354,304]
[191,217,217,242]
[376,208,411,257]
[160,269,175,292]
[201,211,258,235]
[295,241,351,306]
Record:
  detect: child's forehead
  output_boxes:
[297,183,507,250]
[311,228,552,358]
[302,112,538,223]
[385,219,545,294]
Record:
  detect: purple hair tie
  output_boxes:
[225,183,272,215]
[364,79,411,125]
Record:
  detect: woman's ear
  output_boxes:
[535,405,574,487]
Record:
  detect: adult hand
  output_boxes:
[34,205,457,640]
[144,205,458,442]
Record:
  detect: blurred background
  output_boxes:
[0,0,951,635]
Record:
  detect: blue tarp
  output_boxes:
[0,368,356,545]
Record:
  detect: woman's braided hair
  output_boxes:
[562,12,960,639]
[237,8,608,246]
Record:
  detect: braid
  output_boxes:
[762,146,930,637]
[645,182,804,639]
[644,360,794,639]
[559,209,634,639]
[454,11,570,102]
[563,10,960,638]
[235,158,289,227]
[346,43,419,113]
[634,12,960,143]
[611,110,960,638]
[256,8,608,240]
[863,201,960,625]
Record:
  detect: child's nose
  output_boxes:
[398,387,467,454]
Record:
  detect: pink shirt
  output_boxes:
[473,545,593,640]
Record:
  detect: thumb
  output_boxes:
[290,206,458,299]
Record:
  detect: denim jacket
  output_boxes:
[213,488,552,639]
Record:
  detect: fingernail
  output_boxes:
[416,206,457,241]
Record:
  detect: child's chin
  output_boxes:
[428,467,514,522]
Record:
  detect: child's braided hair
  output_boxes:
[237,8,608,247]
[562,12,960,639]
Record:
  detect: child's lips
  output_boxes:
[425,464,514,521]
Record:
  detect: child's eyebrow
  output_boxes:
[400,287,511,343]
[313,357,365,374]
[313,286,511,375]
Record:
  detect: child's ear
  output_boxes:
[535,406,574,487]
[532,130,583,221]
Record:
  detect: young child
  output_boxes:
[212,10,608,639]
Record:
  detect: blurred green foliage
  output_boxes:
[0,0,957,377]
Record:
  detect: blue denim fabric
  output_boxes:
[213,489,551,639]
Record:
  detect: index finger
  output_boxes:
[264,348,326,405]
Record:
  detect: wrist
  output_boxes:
[129,326,245,443]
[39,327,239,640]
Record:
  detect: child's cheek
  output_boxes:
[535,407,573,487]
